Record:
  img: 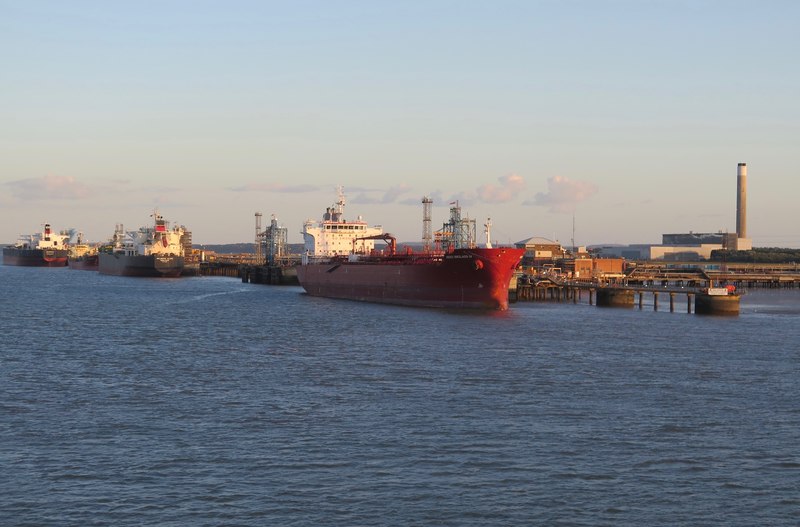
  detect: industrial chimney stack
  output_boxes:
[736,163,747,239]
[734,163,752,250]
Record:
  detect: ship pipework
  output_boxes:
[353,233,397,255]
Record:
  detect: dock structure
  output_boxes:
[239,263,298,285]
[199,261,241,278]
[518,260,800,293]
[514,260,800,315]
[515,276,739,315]
[199,260,300,285]
[626,261,800,290]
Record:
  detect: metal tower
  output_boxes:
[436,202,476,250]
[255,212,263,264]
[263,215,288,266]
[422,196,433,252]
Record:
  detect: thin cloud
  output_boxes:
[343,174,526,209]
[445,191,477,208]
[350,193,381,205]
[381,184,413,204]
[351,184,414,205]
[404,173,527,208]
[525,175,598,213]
[228,183,319,193]
[5,175,92,200]
[476,173,526,204]
[400,190,444,206]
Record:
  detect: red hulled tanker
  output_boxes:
[296,189,524,310]
[297,247,524,310]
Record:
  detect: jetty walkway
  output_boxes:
[513,262,800,315]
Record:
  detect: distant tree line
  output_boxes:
[198,243,304,254]
[710,248,800,263]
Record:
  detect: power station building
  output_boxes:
[597,163,753,260]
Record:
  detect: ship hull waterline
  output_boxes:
[68,254,99,271]
[296,248,525,310]
[98,253,184,278]
[2,248,69,267]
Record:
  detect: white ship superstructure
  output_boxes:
[113,213,186,257]
[301,187,382,259]
[3,223,71,266]
[13,223,71,250]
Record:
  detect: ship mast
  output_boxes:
[484,218,493,249]
[334,185,346,221]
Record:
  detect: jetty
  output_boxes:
[513,261,800,315]
[198,255,300,285]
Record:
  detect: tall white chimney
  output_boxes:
[736,163,747,239]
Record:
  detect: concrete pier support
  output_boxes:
[687,294,693,313]
[638,292,644,309]
[596,289,635,308]
[695,293,741,315]
[653,292,659,311]
[669,293,675,313]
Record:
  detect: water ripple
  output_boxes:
[1,268,799,525]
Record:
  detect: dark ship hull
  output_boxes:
[68,254,99,271]
[98,253,184,277]
[2,247,69,267]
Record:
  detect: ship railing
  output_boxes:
[302,254,338,265]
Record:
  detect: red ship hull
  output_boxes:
[2,247,68,267]
[296,247,525,310]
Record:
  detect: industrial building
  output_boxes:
[515,236,566,261]
[597,163,753,260]
[514,236,624,278]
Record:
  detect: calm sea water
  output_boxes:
[1,263,799,526]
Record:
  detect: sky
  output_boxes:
[2,0,799,247]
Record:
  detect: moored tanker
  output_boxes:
[296,189,524,310]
